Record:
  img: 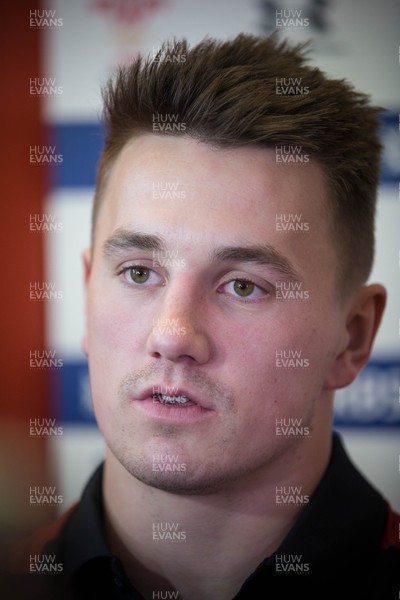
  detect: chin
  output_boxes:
[116,452,237,495]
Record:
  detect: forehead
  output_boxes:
[98,134,330,228]
[94,135,337,281]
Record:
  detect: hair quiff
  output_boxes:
[93,33,383,292]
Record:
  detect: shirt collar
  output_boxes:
[263,432,387,573]
[63,462,110,580]
[60,432,387,583]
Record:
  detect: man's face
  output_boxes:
[84,134,345,493]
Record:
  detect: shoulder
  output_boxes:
[381,501,400,550]
[367,503,400,597]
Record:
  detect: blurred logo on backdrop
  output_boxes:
[89,0,170,24]
[88,0,172,65]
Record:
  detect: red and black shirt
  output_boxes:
[4,433,400,599]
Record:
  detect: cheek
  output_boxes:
[85,287,139,414]
[86,296,139,438]
[222,308,334,414]
[87,283,145,360]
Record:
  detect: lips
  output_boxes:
[135,386,212,410]
[131,385,215,422]
[153,393,196,407]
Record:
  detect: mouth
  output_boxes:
[136,385,211,408]
[152,393,197,407]
[132,386,215,422]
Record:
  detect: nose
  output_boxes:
[146,283,211,365]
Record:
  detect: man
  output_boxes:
[6,34,400,599]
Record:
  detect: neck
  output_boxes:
[103,428,332,600]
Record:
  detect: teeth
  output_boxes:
[155,394,190,405]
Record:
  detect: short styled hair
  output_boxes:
[93,34,383,293]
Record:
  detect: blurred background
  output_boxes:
[1,0,399,547]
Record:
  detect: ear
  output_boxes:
[324,284,386,390]
[81,247,92,356]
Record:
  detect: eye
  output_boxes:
[220,278,270,300]
[128,266,150,284]
[233,279,256,297]
[117,264,162,287]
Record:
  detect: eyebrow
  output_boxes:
[103,228,300,281]
[212,246,300,281]
[103,229,164,256]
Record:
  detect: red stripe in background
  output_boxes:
[0,0,55,557]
